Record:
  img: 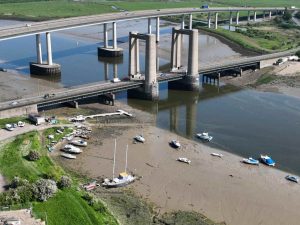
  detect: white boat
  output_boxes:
[102,141,136,188]
[211,152,223,158]
[70,139,87,147]
[242,157,259,165]
[196,132,213,142]
[61,153,76,159]
[134,135,145,143]
[69,115,85,122]
[63,144,82,154]
[5,124,14,131]
[285,175,299,183]
[177,157,191,164]
[170,140,181,149]
[260,155,275,166]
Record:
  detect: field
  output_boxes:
[0,0,299,21]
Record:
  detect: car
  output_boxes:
[9,101,18,106]
[111,78,121,83]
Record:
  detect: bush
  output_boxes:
[33,179,57,202]
[282,10,292,21]
[296,50,300,58]
[27,150,40,161]
[10,177,29,188]
[295,12,300,19]
[58,176,72,189]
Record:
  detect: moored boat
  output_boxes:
[170,140,181,149]
[196,132,213,142]
[61,153,76,159]
[242,157,259,165]
[177,157,191,164]
[63,144,82,154]
[260,155,275,166]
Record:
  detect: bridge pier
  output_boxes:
[236,11,239,25]
[64,101,79,109]
[214,12,218,29]
[156,17,160,43]
[229,12,233,25]
[269,11,272,19]
[30,33,61,76]
[128,32,158,100]
[254,11,257,22]
[189,14,193,30]
[98,22,123,57]
[248,11,251,22]
[208,13,211,28]
[169,28,199,91]
[148,18,152,34]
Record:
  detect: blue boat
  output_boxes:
[260,155,275,166]
[242,157,259,165]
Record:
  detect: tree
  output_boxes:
[282,10,292,21]
[295,12,300,19]
[295,50,300,58]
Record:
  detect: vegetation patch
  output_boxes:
[253,74,277,86]
[0,116,29,129]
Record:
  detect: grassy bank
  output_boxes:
[0,131,118,225]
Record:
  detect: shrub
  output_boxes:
[27,150,40,161]
[58,176,72,189]
[296,50,300,58]
[10,177,29,188]
[33,179,57,202]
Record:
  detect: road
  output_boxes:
[0,7,288,41]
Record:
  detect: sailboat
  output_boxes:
[102,140,136,188]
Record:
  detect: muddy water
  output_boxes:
[1,19,300,175]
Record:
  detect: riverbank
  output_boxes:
[48,101,300,225]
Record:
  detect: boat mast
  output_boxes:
[112,139,117,180]
[125,144,128,173]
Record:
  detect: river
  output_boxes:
[1,19,300,175]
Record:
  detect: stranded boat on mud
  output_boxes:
[242,157,259,165]
[285,175,299,183]
[70,139,87,147]
[170,140,181,149]
[177,157,191,164]
[260,155,275,166]
[61,153,77,159]
[63,144,82,154]
[134,135,145,143]
[196,132,213,142]
[211,153,223,158]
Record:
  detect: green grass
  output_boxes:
[0,116,29,129]
[0,131,63,182]
[43,127,73,146]
[255,74,277,85]
[33,189,118,225]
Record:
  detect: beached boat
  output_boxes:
[260,155,275,166]
[285,175,299,183]
[196,132,213,142]
[5,124,14,131]
[83,181,97,191]
[170,140,181,149]
[242,157,259,165]
[70,139,87,147]
[61,153,76,159]
[211,153,223,158]
[102,141,136,188]
[134,135,145,143]
[177,157,191,164]
[63,144,82,154]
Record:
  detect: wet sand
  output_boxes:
[57,104,300,225]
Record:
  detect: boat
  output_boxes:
[285,175,299,183]
[196,132,213,142]
[61,153,76,159]
[63,144,82,154]
[70,139,87,147]
[242,157,259,165]
[134,135,145,143]
[211,153,223,158]
[260,155,275,166]
[102,141,136,188]
[177,157,191,164]
[170,140,181,149]
[83,181,97,191]
[69,115,85,122]
[5,124,14,131]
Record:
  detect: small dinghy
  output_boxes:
[242,157,259,165]
[177,157,191,164]
[285,175,299,183]
[61,153,76,159]
[196,132,213,142]
[134,135,145,143]
[211,153,223,158]
[63,144,82,154]
[260,155,275,166]
[170,140,181,149]
[70,139,87,147]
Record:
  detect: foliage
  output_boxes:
[0,116,28,129]
[32,179,57,202]
[295,50,300,58]
[58,175,72,189]
[282,10,292,21]
[295,12,300,19]
[27,150,40,161]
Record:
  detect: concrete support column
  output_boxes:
[103,23,108,48]
[170,28,182,70]
[113,22,117,49]
[113,63,118,78]
[104,62,109,80]
[263,11,266,20]
[129,33,137,76]
[181,15,185,29]
[46,32,53,66]
[248,11,251,22]
[254,11,257,22]
[36,34,42,64]
[229,12,233,25]
[145,34,157,94]
[236,11,239,25]
[156,17,160,43]
[148,18,152,34]
[208,13,211,28]
[189,14,193,30]
[215,12,218,29]
[188,29,198,78]
[269,11,272,19]
[136,38,140,74]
